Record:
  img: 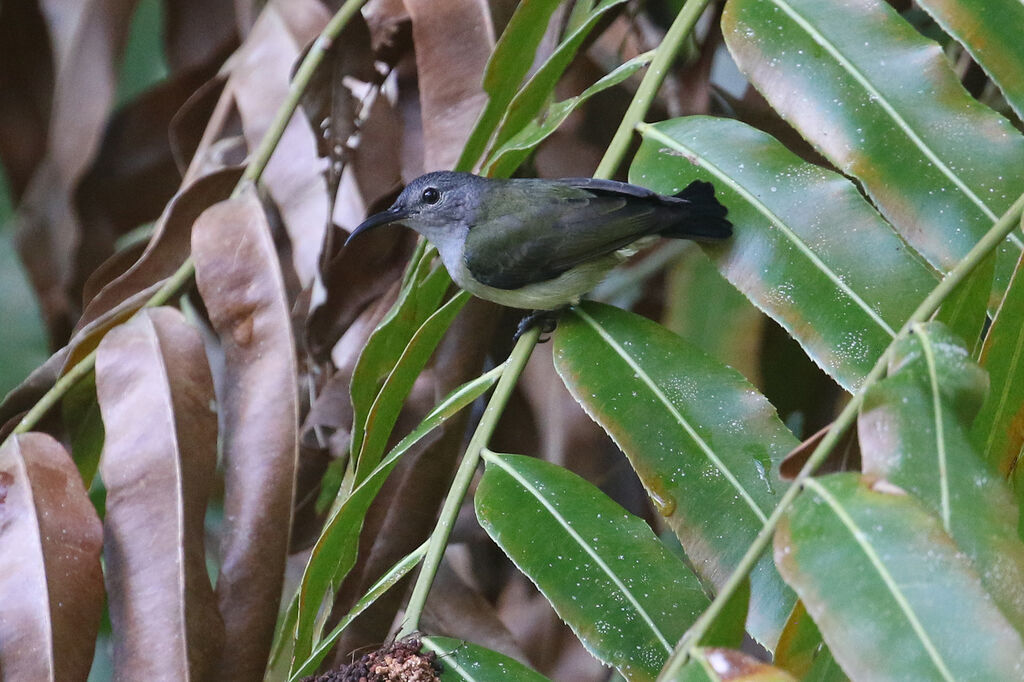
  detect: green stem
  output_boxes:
[594,0,712,179]
[398,325,541,636]
[658,190,1024,678]
[398,0,716,640]
[6,0,369,441]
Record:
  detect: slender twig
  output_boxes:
[594,0,712,179]
[398,325,541,636]
[8,0,369,441]
[658,190,1024,678]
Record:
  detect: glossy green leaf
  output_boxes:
[288,543,427,680]
[354,290,470,481]
[916,0,1024,119]
[934,251,994,357]
[489,0,630,155]
[61,372,104,487]
[666,648,797,682]
[663,246,765,385]
[291,365,502,669]
[776,474,1024,681]
[349,260,450,469]
[456,0,563,171]
[973,249,1024,480]
[859,321,1024,634]
[553,302,795,650]
[485,51,652,178]
[632,117,937,391]
[421,636,552,681]
[722,0,1024,279]
[475,452,709,681]
[773,601,839,681]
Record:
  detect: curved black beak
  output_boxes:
[344,207,413,246]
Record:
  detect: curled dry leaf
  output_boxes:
[405,0,495,171]
[192,187,298,681]
[13,0,138,344]
[95,307,222,680]
[74,50,232,292]
[0,433,104,682]
[227,0,331,286]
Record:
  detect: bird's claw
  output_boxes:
[514,310,562,343]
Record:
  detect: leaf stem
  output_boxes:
[658,190,1024,678]
[594,0,712,179]
[6,0,369,441]
[398,325,541,636]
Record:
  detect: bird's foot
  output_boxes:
[514,309,563,343]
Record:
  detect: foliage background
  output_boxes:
[1,0,1023,680]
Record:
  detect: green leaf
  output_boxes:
[553,302,795,650]
[349,260,450,470]
[288,543,428,680]
[721,0,1024,280]
[973,249,1024,480]
[489,0,631,155]
[485,51,653,178]
[632,117,937,392]
[475,452,709,681]
[455,0,563,171]
[858,321,1024,635]
[934,251,995,357]
[776,474,1024,681]
[773,601,838,681]
[61,371,104,487]
[665,648,797,681]
[421,636,552,681]
[353,290,470,481]
[916,0,1024,119]
[291,365,503,668]
[662,247,765,385]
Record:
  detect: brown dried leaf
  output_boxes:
[74,52,232,293]
[169,76,231,175]
[227,0,331,286]
[779,421,860,481]
[404,0,495,171]
[0,0,53,198]
[15,0,138,344]
[192,188,299,681]
[0,433,104,682]
[76,166,243,333]
[164,0,238,73]
[96,307,223,680]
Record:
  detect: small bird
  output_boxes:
[346,171,731,328]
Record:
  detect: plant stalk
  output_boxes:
[398,325,541,636]
[7,0,369,441]
[658,190,1024,678]
[594,0,712,179]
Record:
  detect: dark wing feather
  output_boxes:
[464,180,675,290]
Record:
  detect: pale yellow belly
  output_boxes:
[451,253,624,310]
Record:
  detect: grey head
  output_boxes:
[345,171,488,248]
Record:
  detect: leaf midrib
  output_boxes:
[639,124,899,340]
[575,307,770,524]
[803,478,956,682]
[768,0,1024,251]
[487,453,674,653]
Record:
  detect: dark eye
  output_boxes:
[421,187,441,204]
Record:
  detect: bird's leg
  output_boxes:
[514,308,564,343]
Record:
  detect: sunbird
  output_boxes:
[346,171,731,329]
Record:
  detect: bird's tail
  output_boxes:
[661,180,732,241]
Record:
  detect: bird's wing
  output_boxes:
[463,181,671,290]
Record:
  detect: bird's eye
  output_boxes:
[421,187,441,205]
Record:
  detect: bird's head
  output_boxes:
[345,171,484,248]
